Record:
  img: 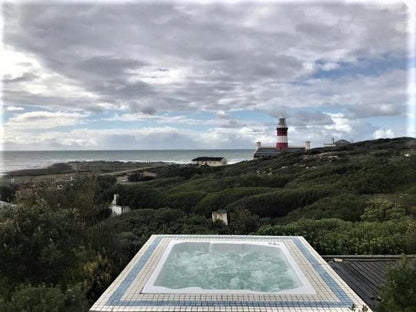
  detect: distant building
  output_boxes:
[110,194,130,216]
[323,138,352,147]
[212,209,228,225]
[192,157,227,166]
[254,116,310,159]
[254,146,305,158]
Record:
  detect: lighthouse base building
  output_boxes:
[253,116,310,159]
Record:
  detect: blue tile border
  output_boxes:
[105,235,354,309]
[107,236,163,305]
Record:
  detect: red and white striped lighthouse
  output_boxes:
[276,116,288,150]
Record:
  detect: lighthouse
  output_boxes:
[276,116,288,150]
[254,115,310,158]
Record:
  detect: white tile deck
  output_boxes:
[89,235,372,312]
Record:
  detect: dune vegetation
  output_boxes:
[0,137,415,311]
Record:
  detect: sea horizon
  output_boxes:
[1,149,256,174]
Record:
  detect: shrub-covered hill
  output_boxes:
[93,137,416,256]
[1,137,415,311]
[113,137,416,222]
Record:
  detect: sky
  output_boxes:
[1,0,415,150]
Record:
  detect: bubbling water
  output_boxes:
[154,243,301,292]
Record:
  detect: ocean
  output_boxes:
[1,149,255,174]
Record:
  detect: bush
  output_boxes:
[379,256,416,312]
[361,198,406,222]
[127,173,154,182]
[257,218,415,255]
[0,201,83,287]
[238,174,290,188]
[154,165,221,179]
[162,191,206,213]
[194,187,273,216]
[228,188,335,218]
[94,208,216,261]
[96,175,117,188]
[284,194,367,222]
[0,185,18,203]
[94,175,117,204]
[117,185,163,209]
[229,207,260,234]
[0,284,88,312]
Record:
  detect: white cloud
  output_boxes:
[373,128,395,138]
[5,111,89,129]
[4,105,24,111]
[324,113,352,133]
[1,2,410,150]
[3,46,100,110]
[127,66,188,85]
[107,112,216,126]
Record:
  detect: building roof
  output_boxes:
[254,147,305,158]
[324,255,411,308]
[254,147,281,156]
[335,139,351,145]
[192,157,225,161]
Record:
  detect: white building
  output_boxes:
[192,157,227,166]
[212,209,228,225]
[110,194,130,216]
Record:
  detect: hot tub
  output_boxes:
[90,235,372,312]
[143,240,315,294]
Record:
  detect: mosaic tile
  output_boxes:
[89,235,371,312]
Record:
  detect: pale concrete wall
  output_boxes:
[212,210,228,225]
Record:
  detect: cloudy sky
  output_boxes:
[1,1,415,150]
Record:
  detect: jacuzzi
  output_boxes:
[142,240,315,294]
[90,235,372,312]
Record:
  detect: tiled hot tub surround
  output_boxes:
[90,235,371,312]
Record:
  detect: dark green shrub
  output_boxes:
[228,188,335,218]
[94,175,117,204]
[379,256,416,312]
[0,284,88,312]
[194,187,273,216]
[257,218,415,255]
[127,173,154,182]
[0,185,17,203]
[154,165,222,179]
[117,185,163,209]
[229,207,260,234]
[285,194,367,221]
[239,174,290,188]
[162,191,206,213]
[0,201,83,287]
[361,198,406,222]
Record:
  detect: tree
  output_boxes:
[0,200,83,288]
[379,256,416,312]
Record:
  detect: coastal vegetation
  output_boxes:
[0,137,415,311]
